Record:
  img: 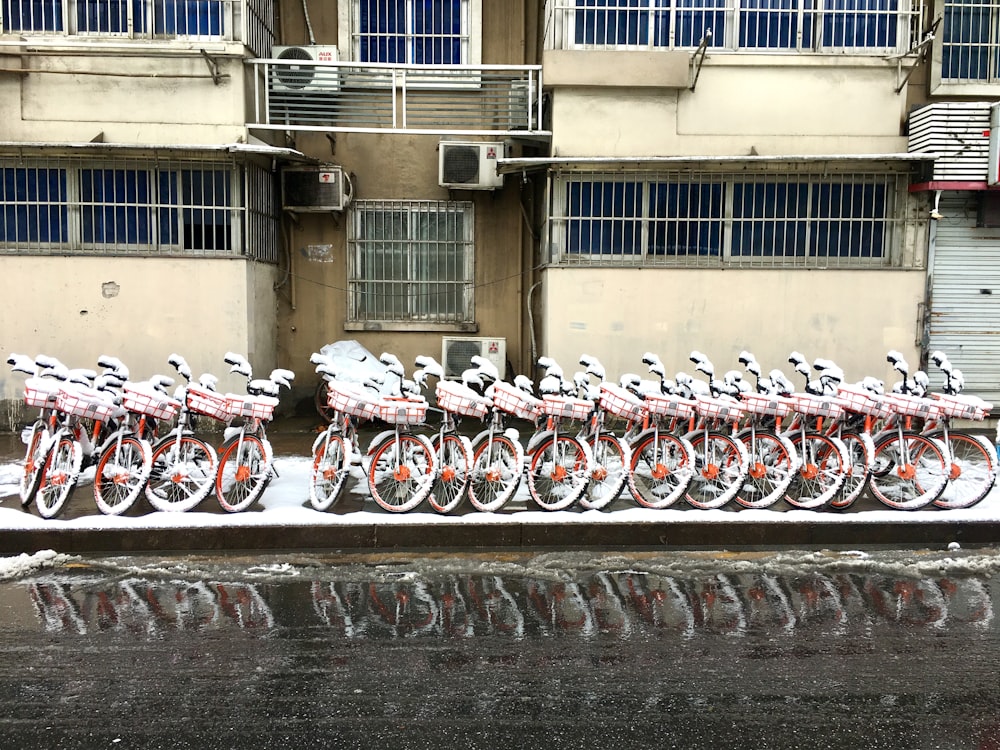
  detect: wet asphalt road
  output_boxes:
[0,549,998,749]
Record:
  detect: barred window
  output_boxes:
[349,200,474,325]
[552,0,918,53]
[2,0,230,37]
[941,0,1000,82]
[352,0,474,64]
[0,157,277,261]
[550,172,907,268]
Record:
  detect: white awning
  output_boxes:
[0,141,312,163]
[496,152,939,175]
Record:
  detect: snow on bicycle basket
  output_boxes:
[642,392,695,420]
[491,381,542,420]
[740,392,794,419]
[326,380,379,421]
[883,393,941,421]
[378,396,428,425]
[542,394,594,422]
[436,380,489,419]
[123,383,179,421]
[694,395,744,423]
[931,392,992,421]
[837,385,893,419]
[225,393,279,421]
[22,377,61,409]
[599,382,645,422]
[56,385,117,422]
[792,394,845,421]
[186,384,230,421]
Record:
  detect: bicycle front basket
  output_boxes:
[932,392,992,421]
[23,377,60,409]
[326,381,380,421]
[541,395,594,421]
[694,395,745,423]
[883,393,941,421]
[123,383,180,421]
[740,392,794,419]
[378,396,428,425]
[599,382,645,422]
[56,386,118,422]
[491,381,542,420]
[642,392,696,420]
[436,380,490,419]
[225,393,279,421]
[186,384,230,421]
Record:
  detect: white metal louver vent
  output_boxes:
[439,142,505,190]
[908,102,991,182]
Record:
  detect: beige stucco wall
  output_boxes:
[537,267,925,388]
[0,48,248,144]
[0,256,278,426]
[547,56,909,157]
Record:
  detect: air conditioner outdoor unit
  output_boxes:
[442,336,507,380]
[281,165,353,212]
[439,141,505,190]
[272,45,340,93]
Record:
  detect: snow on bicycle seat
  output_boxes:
[436,380,490,419]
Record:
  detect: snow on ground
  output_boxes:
[1,451,1000,531]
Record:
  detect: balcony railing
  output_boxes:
[247,59,548,137]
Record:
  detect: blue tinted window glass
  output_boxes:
[676,0,726,47]
[740,0,798,48]
[80,169,151,245]
[567,181,642,255]
[822,0,897,48]
[810,183,886,257]
[6,0,63,31]
[413,0,461,63]
[649,182,723,256]
[574,0,652,45]
[942,0,995,79]
[1,167,68,242]
[731,182,809,256]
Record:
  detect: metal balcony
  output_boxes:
[247,59,549,138]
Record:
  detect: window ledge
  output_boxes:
[345,321,479,333]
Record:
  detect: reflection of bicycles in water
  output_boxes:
[462,576,524,637]
[28,581,87,634]
[526,580,596,635]
[361,580,440,638]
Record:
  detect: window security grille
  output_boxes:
[348,199,475,324]
[0,155,278,262]
[548,171,912,269]
[547,0,923,54]
[941,0,1000,82]
[353,0,470,64]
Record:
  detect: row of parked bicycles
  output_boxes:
[7,352,294,519]
[309,346,997,514]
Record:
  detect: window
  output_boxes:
[349,200,474,325]
[2,0,228,37]
[350,0,470,63]
[941,0,1000,82]
[556,0,917,52]
[551,171,904,268]
[0,159,251,256]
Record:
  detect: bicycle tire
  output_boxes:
[868,432,947,510]
[829,431,874,510]
[146,434,218,512]
[19,420,50,508]
[734,430,799,509]
[309,430,354,511]
[93,434,152,516]
[216,434,273,513]
[468,433,524,512]
[367,433,435,513]
[314,380,336,424]
[685,432,748,510]
[428,433,473,514]
[627,432,694,509]
[527,435,592,511]
[580,433,631,510]
[784,433,848,509]
[930,431,996,510]
[35,435,82,519]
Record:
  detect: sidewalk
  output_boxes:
[1,416,999,555]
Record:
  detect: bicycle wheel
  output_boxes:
[527,435,592,511]
[784,433,848,509]
[932,432,996,510]
[685,432,747,510]
[146,435,217,512]
[829,431,874,510]
[868,433,947,510]
[93,435,152,516]
[468,433,524,512]
[309,430,354,511]
[367,433,435,513]
[428,434,473,514]
[580,434,631,510]
[19,420,50,508]
[216,434,273,513]
[314,380,335,424]
[627,432,694,509]
[35,435,82,519]
[734,430,798,509]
